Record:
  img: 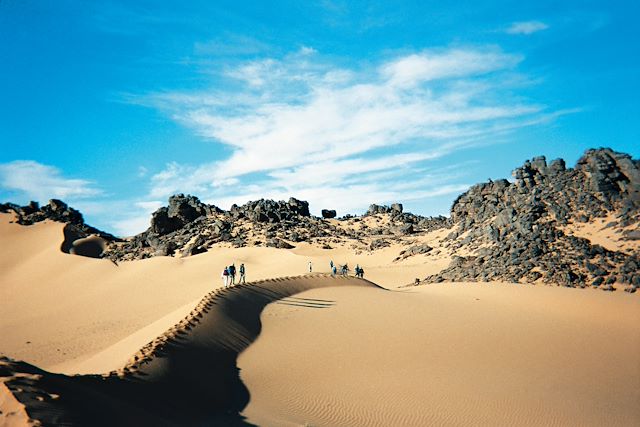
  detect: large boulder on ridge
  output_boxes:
[321,209,337,219]
[150,194,211,235]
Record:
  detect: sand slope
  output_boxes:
[1,214,639,426]
[0,214,448,371]
[1,275,379,426]
[239,283,640,426]
[3,276,638,426]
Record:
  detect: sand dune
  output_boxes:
[1,214,640,426]
[239,283,640,426]
[0,214,446,370]
[1,275,379,426]
[2,275,638,426]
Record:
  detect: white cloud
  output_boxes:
[135,200,164,211]
[0,160,101,203]
[505,21,549,35]
[152,48,538,186]
[123,45,566,228]
[197,50,528,168]
[381,49,521,87]
[110,215,152,237]
[108,200,164,236]
[299,45,317,56]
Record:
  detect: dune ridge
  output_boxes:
[0,274,379,426]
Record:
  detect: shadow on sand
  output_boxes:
[1,275,382,426]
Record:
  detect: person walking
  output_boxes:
[229,264,236,286]
[308,261,313,273]
[222,267,229,287]
[332,265,337,276]
[239,263,246,284]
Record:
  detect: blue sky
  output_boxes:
[1,0,638,236]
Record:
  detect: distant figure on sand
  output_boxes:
[330,260,334,270]
[239,263,246,284]
[332,265,337,276]
[222,267,229,287]
[355,265,365,278]
[341,264,349,277]
[229,264,236,285]
[308,261,313,273]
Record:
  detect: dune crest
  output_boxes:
[0,275,379,426]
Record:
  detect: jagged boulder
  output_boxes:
[150,207,181,235]
[181,235,208,257]
[367,203,404,216]
[321,209,337,219]
[239,198,310,224]
[167,194,209,223]
[367,204,389,215]
[149,194,215,236]
[576,149,637,197]
[287,197,310,217]
[391,203,403,213]
[150,194,211,236]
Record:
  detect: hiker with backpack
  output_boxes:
[341,264,349,276]
[239,263,246,284]
[229,264,236,285]
[221,267,230,287]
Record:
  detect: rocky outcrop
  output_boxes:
[367,203,403,215]
[101,195,448,261]
[321,209,337,219]
[228,197,310,223]
[151,194,216,235]
[423,148,640,291]
[0,199,116,241]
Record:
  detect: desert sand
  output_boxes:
[1,213,639,426]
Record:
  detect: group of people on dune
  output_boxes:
[221,263,245,287]
[222,259,364,287]
[328,260,365,278]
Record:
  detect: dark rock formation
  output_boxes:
[423,148,640,290]
[60,224,106,258]
[0,199,116,241]
[151,194,217,235]
[100,193,449,261]
[321,209,337,219]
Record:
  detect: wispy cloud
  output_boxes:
[0,160,102,203]
[147,47,539,177]
[118,45,566,227]
[505,21,549,35]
